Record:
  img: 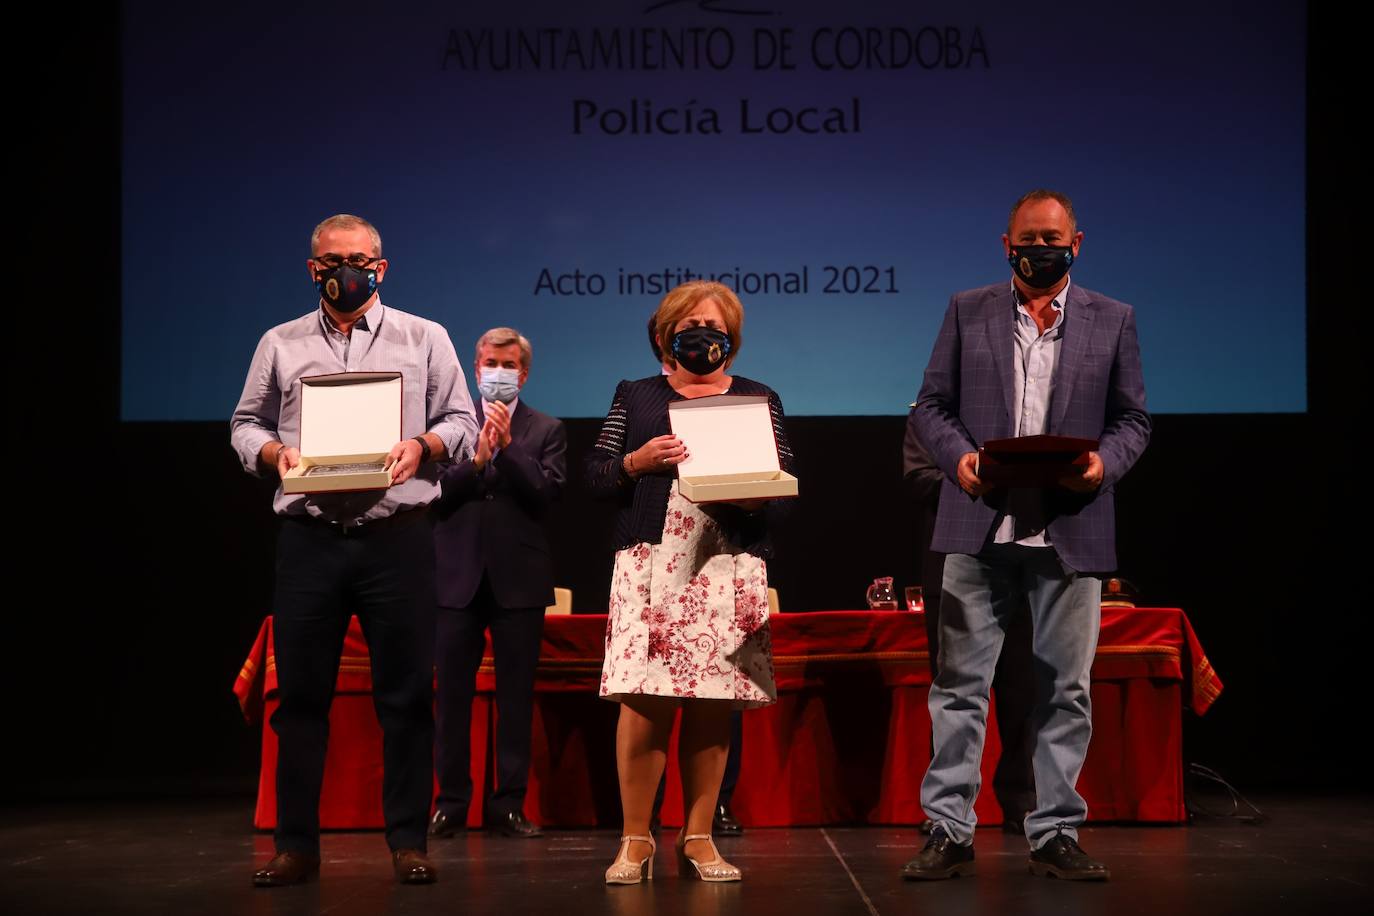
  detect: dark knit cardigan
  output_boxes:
[583,374,796,559]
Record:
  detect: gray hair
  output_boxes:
[310,214,383,257]
[475,327,533,370]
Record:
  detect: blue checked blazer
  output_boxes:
[913,280,1151,573]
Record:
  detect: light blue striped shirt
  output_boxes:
[993,278,1069,546]
[231,301,479,525]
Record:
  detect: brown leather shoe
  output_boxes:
[252,851,320,887]
[392,848,438,884]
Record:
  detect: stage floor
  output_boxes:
[2,797,1370,916]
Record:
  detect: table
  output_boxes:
[234,608,1220,828]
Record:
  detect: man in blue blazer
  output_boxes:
[429,328,567,839]
[903,191,1150,881]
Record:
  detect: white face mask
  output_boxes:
[478,366,521,404]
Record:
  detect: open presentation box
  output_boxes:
[282,372,402,495]
[668,394,798,503]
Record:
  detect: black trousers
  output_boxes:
[434,574,545,821]
[925,554,1037,819]
[720,710,744,807]
[270,513,436,855]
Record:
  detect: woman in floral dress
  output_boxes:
[585,281,795,884]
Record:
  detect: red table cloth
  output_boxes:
[235,608,1220,829]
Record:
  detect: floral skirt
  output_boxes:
[600,482,776,708]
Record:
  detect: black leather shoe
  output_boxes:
[901,827,975,880]
[253,851,320,887]
[1029,830,1110,881]
[485,810,543,838]
[429,809,465,838]
[393,848,438,884]
[917,819,935,835]
[713,804,744,836]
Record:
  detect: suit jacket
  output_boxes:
[913,281,1150,572]
[434,400,567,609]
[903,410,944,507]
[903,411,946,621]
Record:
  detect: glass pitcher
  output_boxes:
[866,576,899,610]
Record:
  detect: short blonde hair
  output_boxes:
[653,281,744,369]
[475,327,533,370]
[310,214,383,257]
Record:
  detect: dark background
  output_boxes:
[9,5,1358,803]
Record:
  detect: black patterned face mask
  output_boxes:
[671,326,731,375]
[1008,244,1073,289]
[314,264,378,313]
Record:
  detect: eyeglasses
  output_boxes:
[311,253,380,270]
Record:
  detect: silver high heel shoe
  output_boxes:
[676,833,741,882]
[605,834,656,884]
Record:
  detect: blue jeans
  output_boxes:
[920,543,1101,848]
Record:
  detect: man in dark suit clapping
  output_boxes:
[429,328,567,839]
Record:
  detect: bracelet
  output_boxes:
[623,452,636,476]
[412,435,432,464]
